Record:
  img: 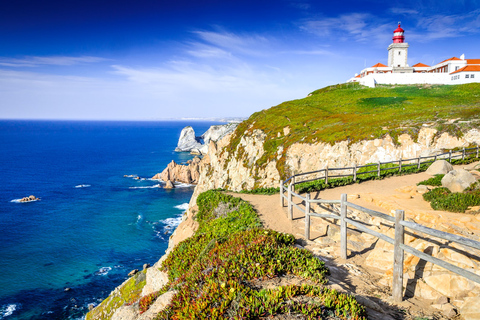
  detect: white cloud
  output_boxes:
[0,56,108,67]
[300,13,391,44]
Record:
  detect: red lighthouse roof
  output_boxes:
[394,25,404,33]
[392,22,405,43]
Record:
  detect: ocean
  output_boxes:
[0,120,221,320]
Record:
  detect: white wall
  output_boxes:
[359,72,480,87]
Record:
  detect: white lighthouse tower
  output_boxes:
[387,23,412,72]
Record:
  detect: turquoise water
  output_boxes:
[0,120,220,319]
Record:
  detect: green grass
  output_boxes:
[135,191,367,319]
[223,83,480,179]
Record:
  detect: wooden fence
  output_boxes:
[284,146,479,186]
[279,146,480,302]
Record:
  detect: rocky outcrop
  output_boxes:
[175,123,238,155]
[426,160,453,176]
[19,195,39,202]
[152,157,204,184]
[174,126,202,152]
[441,169,477,192]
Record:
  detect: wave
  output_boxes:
[159,215,183,234]
[0,304,17,318]
[174,183,195,188]
[75,184,91,188]
[94,267,112,276]
[10,199,39,203]
[174,203,189,211]
[129,184,161,189]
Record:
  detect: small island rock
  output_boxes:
[165,180,175,189]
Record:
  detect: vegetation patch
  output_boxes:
[224,83,480,179]
[417,175,444,187]
[422,183,480,213]
[137,190,366,319]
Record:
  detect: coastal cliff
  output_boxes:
[87,83,480,320]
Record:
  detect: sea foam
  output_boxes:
[174,203,189,211]
[129,184,161,189]
[95,267,112,276]
[75,184,91,188]
[0,304,17,318]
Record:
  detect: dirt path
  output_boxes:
[229,161,479,320]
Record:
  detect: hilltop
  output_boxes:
[226,83,480,178]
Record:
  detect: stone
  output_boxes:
[143,263,150,271]
[435,295,449,305]
[416,185,429,194]
[88,304,95,311]
[64,287,71,292]
[165,180,175,189]
[138,290,177,320]
[141,266,169,297]
[365,249,393,271]
[426,160,454,175]
[460,296,480,320]
[441,169,476,193]
[424,273,476,297]
[111,305,136,320]
[127,269,138,277]
[174,126,202,152]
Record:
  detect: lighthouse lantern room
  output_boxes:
[387,22,410,69]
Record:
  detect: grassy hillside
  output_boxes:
[226,83,480,177]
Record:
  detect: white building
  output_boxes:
[348,23,480,87]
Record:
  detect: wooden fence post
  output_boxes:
[462,147,466,160]
[325,166,329,185]
[399,158,402,173]
[417,156,421,170]
[449,151,452,163]
[340,194,348,260]
[377,162,381,178]
[305,194,311,240]
[393,209,405,303]
[353,163,357,182]
[280,180,284,207]
[288,181,293,220]
[434,154,437,162]
[477,145,479,159]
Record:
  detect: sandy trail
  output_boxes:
[230,161,479,319]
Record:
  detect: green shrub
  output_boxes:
[423,187,480,213]
[137,190,367,319]
[417,174,444,187]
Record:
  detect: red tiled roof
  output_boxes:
[413,63,430,68]
[467,59,480,65]
[371,62,388,68]
[355,74,361,78]
[439,57,461,64]
[450,65,480,74]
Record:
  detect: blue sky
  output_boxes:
[1,0,480,120]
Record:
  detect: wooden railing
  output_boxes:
[282,146,479,186]
[279,147,480,302]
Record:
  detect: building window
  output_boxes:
[398,51,401,55]
[472,74,475,78]
[466,74,470,78]
[455,66,459,71]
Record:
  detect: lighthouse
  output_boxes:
[387,23,410,69]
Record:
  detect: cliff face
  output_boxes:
[190,127,480,204]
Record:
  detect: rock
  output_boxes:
[201,123,238,146]
[164,180,175,189]
[426,160,453,175]
[174,126,202,152]
[139,290,177,320]
[88,304,95,311]
[19,195,39,202]
[441,169,476,193]
[435,295,449,305]
[155,157,203,184]
[64,287,71,292]
[141,266,169,297]
[424,273,476,298]
[143,263,150,271]
[111,305,136,320]
[416,185,430,194]
[460,297,480,320]
[127,269,138,277]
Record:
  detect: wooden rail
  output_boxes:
[282,146,479,186]
[279,146,480,302]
